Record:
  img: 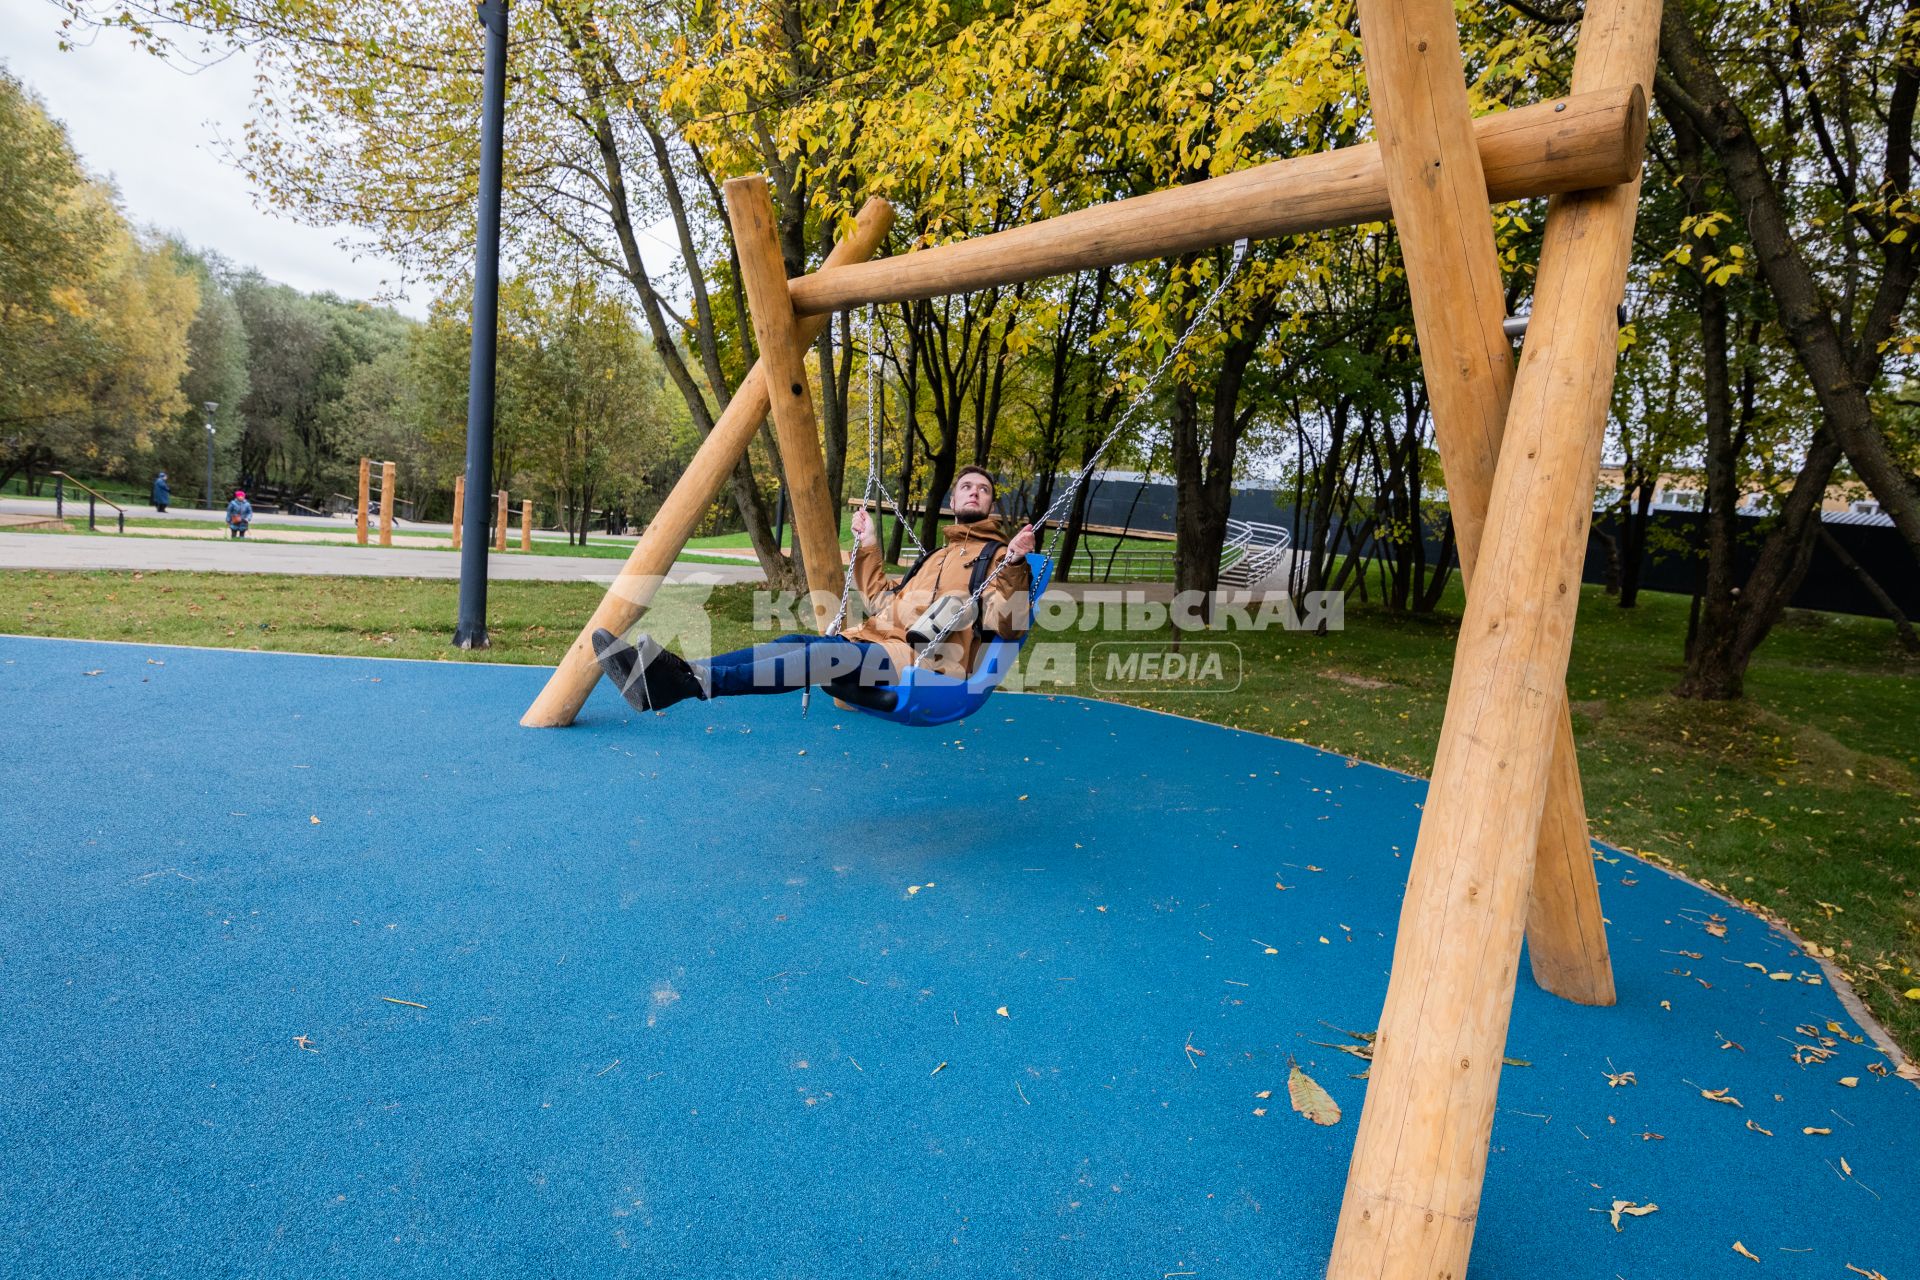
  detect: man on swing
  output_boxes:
[593,466,1037,713]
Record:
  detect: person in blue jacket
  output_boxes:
[151,472,170,512]
[225,489,252,539]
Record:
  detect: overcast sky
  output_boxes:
[3,0,431,316]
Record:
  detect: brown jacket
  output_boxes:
[845,514,1034,678]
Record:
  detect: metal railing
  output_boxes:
[52,472,126,533]
[1066,518,1293,586]
[1217,518,1294,588]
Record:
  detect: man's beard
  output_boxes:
[954,507,990,524]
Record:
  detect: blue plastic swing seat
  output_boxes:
[827,553,1054,728]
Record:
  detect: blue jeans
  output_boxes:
[693,633,898,698]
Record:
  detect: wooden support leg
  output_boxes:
[1329,2,1658,1276]
[451,476,464,550]
[520,499,532,552]
[725,174,847,633]
[356,458,370,546]
[1355,0,1618,1007]
[494,490,508,553]
[518,197,895,728]
[379,461,396,547]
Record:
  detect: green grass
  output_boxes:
[6,518,754,565]
[3,567,1913,1056]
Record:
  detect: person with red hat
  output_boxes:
[225,489,253,539]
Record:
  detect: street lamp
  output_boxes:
[453,0,509,650]
[203,401,219,509]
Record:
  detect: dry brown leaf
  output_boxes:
[1705,921,1728,938]
[1838,1076,1859,1088]
[1607,1200,1658,1231]
[1701,1087,1743,1108]
[1732,1241,1760,1263]
[1254,1090,1272,1099]
[995,1006,1009,1018]
[1845,1263,1890,1279]
[1746,1120,1774,1136]
[1804,1126,1832,1135]
[1287,1059,1340,1126]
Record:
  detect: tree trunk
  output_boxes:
[1674,432,1842,698]
[1817,524,1920,653]
[1659,6,1920,567]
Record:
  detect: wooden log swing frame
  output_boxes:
[522,1,1658,1271]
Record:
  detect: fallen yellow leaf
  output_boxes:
[1607,1200,1658,1231]
[1733,1241,1760,1263]
[995,1006,1008,1018]
[1838,1076,1859,1088]
[309,815,321,825]
[1287,1059,1340,1126]
[1804,1126,1832,1135]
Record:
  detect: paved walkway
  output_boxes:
[0,531,764,584]
[0,496,640,548]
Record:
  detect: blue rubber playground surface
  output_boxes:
[2,633,1915,1279]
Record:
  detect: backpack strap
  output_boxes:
[967,539,1010,638]
[894,546,934,589]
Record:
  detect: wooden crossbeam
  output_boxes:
[726,175,848,632]
[1329,1,1661,1275]
[1353,0,1617,1016]
[787,87,1644,316]
[517,197,895,729]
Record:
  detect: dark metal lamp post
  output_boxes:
[203,401,218,509]
[453,0,509,650]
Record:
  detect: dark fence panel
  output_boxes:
[1580,509,1916,620]
[1010,474,1912,620]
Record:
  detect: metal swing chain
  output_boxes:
[825,304,926,640]
[909,237,1253,670]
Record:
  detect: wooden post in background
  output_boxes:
[520,499,532,552]
[379,461,396,547]
[725,174,846,632]
[1354,0,1618,1007]
[519,197,895,729]
[1329,1,1659,1275]
[451,476,465,550]
[494,489,508,552]
[356,458,370,546]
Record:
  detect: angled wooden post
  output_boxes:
[519,197,895,728]
[379,461,396,547]
[725,174,846,632]
[1355,0,1618,1006]
[451,475,465,550]
[1329,2,1660,1275]
[356,458,370,546]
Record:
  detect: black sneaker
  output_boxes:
[593,629,707,713]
